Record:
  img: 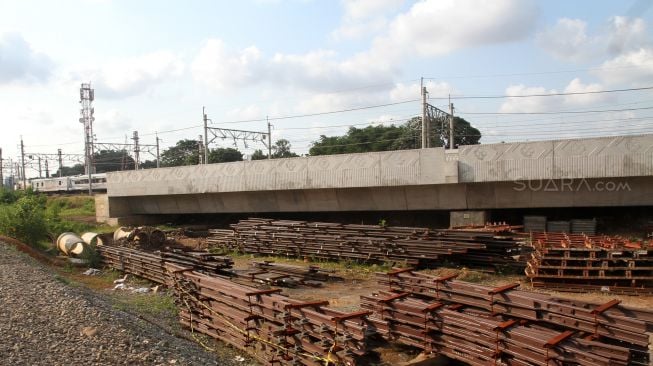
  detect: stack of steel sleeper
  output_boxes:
[160,248,233,275]
[526,232,653,294]
[367,269,653,366]
[97,245,168,284]
[165,262,370,366]
[249,260,343,282]
[207,218,526,269]
[97,246,234,284]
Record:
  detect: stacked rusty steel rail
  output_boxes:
[97,246,234,284]
[365,269,653,365]
[249,260,343,283]
[526,232,653,294]
[207,218,526,269]
[97,245,168,284]
[165,262,370,366]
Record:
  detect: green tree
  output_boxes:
[161,139,201,167]
[250,149,268,160]
[309,116,480,155]
[93,149,136,172]
[272,139,299,158]
[208,147,243,163]
[53,164,85,177]
[140,160,158,169]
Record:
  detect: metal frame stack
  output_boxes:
[365,269,653,365]
[526,232,653,294]
[166,263,370,366]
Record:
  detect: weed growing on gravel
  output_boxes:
[54,275,72,285]
[112,293,178,319]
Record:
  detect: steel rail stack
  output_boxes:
[97,245,168,284]
[249,260,344,283]
[526,232,653,294]
[207,218,527,270]
[165,263,371,366]
[97,246,234,284]
[366,269,653,366]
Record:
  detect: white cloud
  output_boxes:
[536,18,591,62]
[226,104,262,120]
[390,81,453,101]
[368,0,538,61]
[191,39,263,90]
[0,32,54,84]
[605,16,648,55]
[499,78,614,113]
[92,51,184,98]
[332,0,405,40]
[594,47,653,86]
[94,109,133,136]
[191,39,396,93]
[537,16,649,62]
[193,1,538,95]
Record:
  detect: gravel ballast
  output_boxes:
[0,242,247,366]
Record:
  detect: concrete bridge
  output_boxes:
[97,134,653,224]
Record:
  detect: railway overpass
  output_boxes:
[97,134,653,225]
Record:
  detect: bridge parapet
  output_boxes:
[458,134,653,182]
[107,148,458,197]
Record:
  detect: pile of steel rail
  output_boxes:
[160,248,234,275]
[97,246,234,284]
[365,269,653,366]
[207,218,527,270]
[248,260,343,283]
[526,232,653,294]
[165,262,370,366]
[97,245,168,284]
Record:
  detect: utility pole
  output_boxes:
[57,149,63,177]
[198,135,204,165]
[267,117,272,159]
[203,107,209,164]
[421,77,428,149]
[45,159,49,178]
[449,96,455,150]
[0,148,3,188]
[132,131,140,170]
[20,137,26,189]
[155,133,160,168]
[37,156,42,178]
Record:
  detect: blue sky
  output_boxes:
[1,0,652,176]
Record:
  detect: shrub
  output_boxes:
[0,194,48,245]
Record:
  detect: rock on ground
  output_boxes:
[0,242,248,366]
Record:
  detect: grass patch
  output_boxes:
[47,195,95,218]
[54,274,72,285]
[112,293,178,319]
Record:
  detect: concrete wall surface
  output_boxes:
[459,134,653,182]
[107,148,458,197]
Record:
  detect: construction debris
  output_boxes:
[207,218,527,270]
[526,232,653,294]
[366,269,653,366]
[166,262,370,366]
[113,226,167,249]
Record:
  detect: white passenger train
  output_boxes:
[31,173,108,193]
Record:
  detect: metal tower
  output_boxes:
[79,83,95,177]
